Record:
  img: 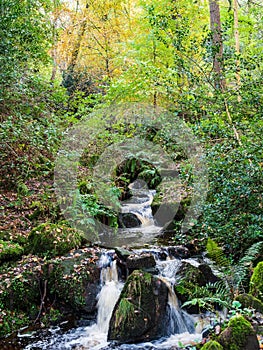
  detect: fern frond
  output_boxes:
[206,238,230,268]
[234,241,263,291]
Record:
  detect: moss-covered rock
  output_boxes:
[108,270,168,343]
[0,247,101,337]
[0,240,24,263]
[28,223,85,257]
[202,340,223,350]
[175,261,220,313]
[249,261,263,302]
[218,315,259,350]
[48,251,100,314]
[235,293,263,313]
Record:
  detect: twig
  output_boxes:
[34,280,48,324]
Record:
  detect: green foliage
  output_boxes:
[28,223,84,257]
[202,340,223,350]
[206,238,230,268]
[0,309,29,338]
[0,240,24,263]
[249,261,263,301]
[195,134,263,259]
[0,0,52,91]
[218,315,256,350]
[1,78,67,187]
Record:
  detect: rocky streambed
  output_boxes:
[1,244,262,350]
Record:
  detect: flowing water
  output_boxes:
[23,253,204,350]
[21,181,207,349]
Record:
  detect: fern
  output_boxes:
[233,241,263,292]
[206,238,230,268]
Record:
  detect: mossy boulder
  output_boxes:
[175,261,220,313]
[0,248,101,337]
[218,315,259,350]
[235,293,263,313]
[108,270,168,343]
[47,250,100,314]
[202,340,223,350]
[0,240,24,263]
[28,223,85,257]
[249,261,263,302]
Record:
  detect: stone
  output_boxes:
[167,246,190,259]
[235,293,263,314]
[126,253,156,270]
[218,315,259,350]
[118,213,141,228]
[175,261,221,313]
[108,270,168,343]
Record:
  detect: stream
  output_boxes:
[2,181,211,349]
[23,254,204,350]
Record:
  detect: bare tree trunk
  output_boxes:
[50,0,59,82]
[208,0,225,90]
[233,0,241,101]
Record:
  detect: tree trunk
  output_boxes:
[233,0,241,101]
[208,0,225,90]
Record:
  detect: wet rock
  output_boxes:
[235,293,263,313]
[218,315,259,350]
[167,246,190,259]
[126,253,156,271]
[175,261,221,313]
[118,213,141,228]
[108,270,168,343]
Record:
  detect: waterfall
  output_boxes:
[97,259,122,333]
[23,251,204,350]
[121,180,156,227]
[166,288,195,335]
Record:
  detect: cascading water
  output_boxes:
[24,251,204,350]
[121,180,156,227]
[22,181,206,349]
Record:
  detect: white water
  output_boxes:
[23,182,207,349]
[121,180,157,227]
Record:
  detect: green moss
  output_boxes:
[218,315,256,350]
[0,240,24,263]
[114,298,136,329]
[202,340,223,350]
[28,223,84,257]
[249,261,263,301]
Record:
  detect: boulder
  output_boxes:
[126,253,156,271]
[218,315,259,350]
[175,261,221,313]
[235,293,263,314]
[108,270,168,343]
[249,261,263,302]
[167,245,190,259]
[118,213,141,228]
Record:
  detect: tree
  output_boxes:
[0,0,53,106]
[208,0,225,90]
